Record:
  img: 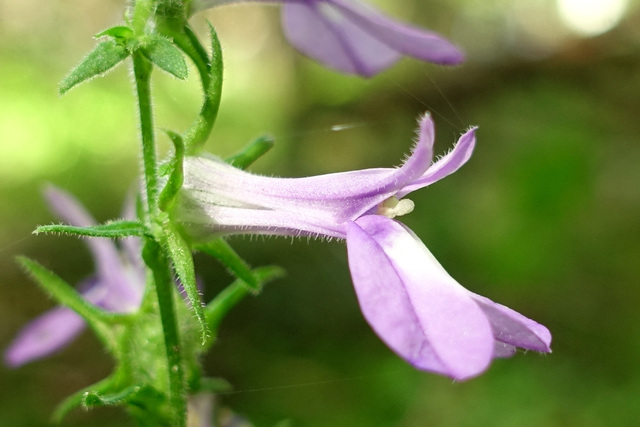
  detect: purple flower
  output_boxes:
[4,187,144,368]
[179,114,551,380]
[191,0,464,76]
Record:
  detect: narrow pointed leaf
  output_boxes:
[16,257,124,335]
[204,265,285,348]
[144,36,188,79]
[35,220,146,239]
[196,239,259,292]
[53,377,115,423]
[162,223,208,340]
[96,26,134,41]
[59,40,129,94]
[225,135,274,170]
[159,131,185,212]
[83,384,165,408]
[183,23,223,153]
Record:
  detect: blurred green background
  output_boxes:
[1,0,639,425]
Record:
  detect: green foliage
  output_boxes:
[196,239,261,293]
[16,257,126,350]
[34,220,146,238]
[161,221,209,341]
[143,35,188,80]
[225,135,275,170]
[59,40,129,94]
[96,26,134,41]
[159,130,185,212]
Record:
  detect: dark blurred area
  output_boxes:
[1,0,639,426]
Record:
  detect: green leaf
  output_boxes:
[59,40,129,94]
[143,36,188,79]
[159,130,185,212]
[195,239,259,292]
[225,135,275,170]
[162,223,209,340]
[34,220,146,239]
[182,23,223,154]
[83,384,165,409]
[96,25,134,41]
[53,377,115,423]
[16,257,126,348]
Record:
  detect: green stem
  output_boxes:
[131,0,154,35]
[143,239,186,427]
[134,45,185,425]
[133,52,159,216]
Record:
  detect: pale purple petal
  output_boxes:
[493,342,517,358]
[4,307,86,368]
[346,215,494,380]
[469,292,552,353]
[180,116,433,237]
[397,126,477,198]
[192,0,463,76]
[328,0,464,66]
[282,2,401,76]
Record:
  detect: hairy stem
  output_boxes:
[133,52,159,216]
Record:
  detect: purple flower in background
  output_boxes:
[179,114,551,380]
[4,187,144,368]
[191,0,464,76]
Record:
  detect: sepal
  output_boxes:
[59,40,129,94]
[159,131,185,212]
[83,384,166,410]
[161,222,209,341]
[225,135,274,170]
[142,35,188,79]
[96,26,134,42]
[34,220,147,239]
[183,23,223,154]
[195,239,259,292]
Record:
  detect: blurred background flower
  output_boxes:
[1,0,639,425]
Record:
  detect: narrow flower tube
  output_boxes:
[179,114,552,380]
[190,0,464,76]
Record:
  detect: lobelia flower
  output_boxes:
[4,186,145,368]
[190,0,464,76]
[178,114,552,380]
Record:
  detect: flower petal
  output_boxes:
[181,116,433,237]
[397,126,477,197]
[329,0,464,66]
[346,215,494,380]
[282,1,401,76]
[469,292,552,353]
[192,0,463,75]
[4,307,86,368]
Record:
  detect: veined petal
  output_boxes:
[328,0,464,66]
[346,215,494,380]
[180,118,433,237]
[4,307,86,368]
[397,126,477,198]
[469,292,552,353]
[282,1,401,76]
[191,0,463,75]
